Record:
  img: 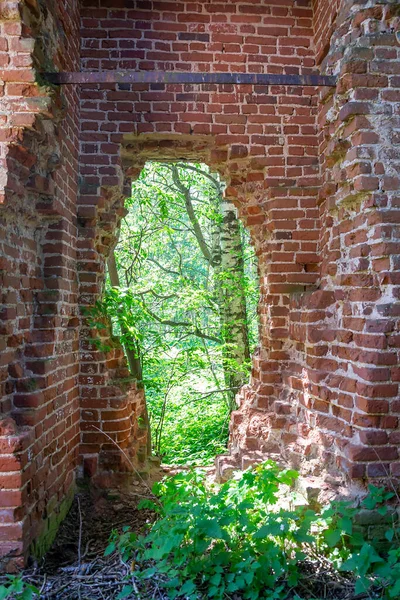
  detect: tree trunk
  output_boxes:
[107,250,152,455]
[171,164,251,409]
[218,200,251,408]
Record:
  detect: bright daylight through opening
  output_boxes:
[103,162,259,466]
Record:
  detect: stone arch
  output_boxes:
[77,127,325,482]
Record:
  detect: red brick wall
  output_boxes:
[262,0,400,484]
[78,0,321,480]
[1,0,400,568]
[0,0,81,568]
[313,2,400,480]
[312,0,341,65]
[78,0,400,485]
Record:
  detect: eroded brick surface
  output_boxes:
[0,0,81,569]
[0,0,400,568]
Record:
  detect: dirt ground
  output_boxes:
[18,480,159,599]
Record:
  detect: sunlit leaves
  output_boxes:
[116,462,320,598]
[97,161,259,464]
[0,577,39,600]
[108,461,400,600]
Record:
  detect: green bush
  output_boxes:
[105,462,343,598]
[106,461,400,600]
[148,383,230,466]
[0,576,38,600]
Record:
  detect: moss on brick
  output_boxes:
[29,485,75,561]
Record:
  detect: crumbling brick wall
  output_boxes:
[228,1,400,483]
[78,0,321,480]
[1,0,400,569]
[313,0,400,480]
[0,0,81,568]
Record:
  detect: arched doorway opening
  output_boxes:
[78,132,320,483]
[102,161,260,467]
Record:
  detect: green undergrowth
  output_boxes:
[146,369,230,466]
[2,461,400,599]
[0,576,38,600]
[106,461,400,600]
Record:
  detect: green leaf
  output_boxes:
[350,531,365,547]
[117,585,133,599]
[254,524,272,539]
[198,519,223,539]
[354,577,372,595]
[338,516,353,535]
[324,528,342,547]
[142,567,157,579]
[179,580,196,595]
[164,577,180,589]
[104,541,116,556]
[384,491,395,501]
[386,528,395,542]
[375,563,392,578]
[209,573,221,586]
[340,555,357,572]
[234,576,246,590]
[362,497,378,510]
[243,571,254,585]
[244,591,260,600]
[388,578,400,598]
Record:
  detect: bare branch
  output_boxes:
[147,257,181,277]
[175,162,223,192]
[168,164,213,264]
[140,298,222,344]
[189,387,237,401]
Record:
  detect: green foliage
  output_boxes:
[337,485,400,598]
[95,162,259,464]
[107,461,400,600]
[152,389,229,466]
[107,462,340,599]
[362,484,395,511]
[0,576,39,600]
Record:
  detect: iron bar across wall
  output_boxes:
[44,70,337,87]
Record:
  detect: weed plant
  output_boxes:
[106,461,400,600]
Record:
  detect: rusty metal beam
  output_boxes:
[44,70,337,87]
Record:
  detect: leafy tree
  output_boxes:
[102,162,258,463]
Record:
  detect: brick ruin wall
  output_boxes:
[0,0,399,568]
[0,0,82,566]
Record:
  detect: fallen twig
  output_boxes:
[91,425,162,507]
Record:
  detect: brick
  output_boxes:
[346,445,398,462]
[359,431,388,446]
[339,101,371,122]
[355,397,389,414]
[1,0,400,568]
